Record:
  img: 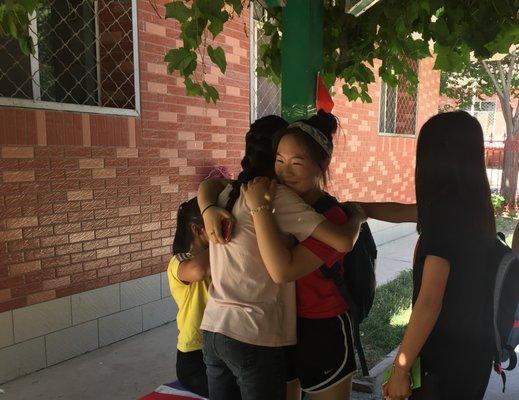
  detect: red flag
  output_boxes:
[316,73,334,113]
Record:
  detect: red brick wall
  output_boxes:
[0,1,250,312]
[328,58,440,202]
[0,3,440,312]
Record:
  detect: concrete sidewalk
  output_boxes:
[1,233,517,400]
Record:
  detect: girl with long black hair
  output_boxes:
[383,111,496,399]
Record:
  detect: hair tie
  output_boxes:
[287,121,333,157]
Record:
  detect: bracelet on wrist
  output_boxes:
[250,204,270,215]
[201,204,216,216]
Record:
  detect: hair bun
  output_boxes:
[307,110,338,140]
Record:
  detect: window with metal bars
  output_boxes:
[249,1,281,122]
[472,100,497,140]
[379,61,419,136]
[0,0,139,115]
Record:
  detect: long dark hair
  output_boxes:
[416,111,495,240]
[172,197,203,254]
[273,110,338,186]
[225,115,289,211]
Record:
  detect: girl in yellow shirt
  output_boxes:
[168,197,210,397]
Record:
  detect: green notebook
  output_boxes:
[383,357,422,390]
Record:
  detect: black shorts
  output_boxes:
[285,313,356,393]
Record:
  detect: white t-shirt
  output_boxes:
[201,184,325,347]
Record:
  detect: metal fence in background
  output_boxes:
[485,140,519,204]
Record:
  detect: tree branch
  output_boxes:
[482,60,504,99]
[505,51,518,91]
[513,99,519,137]
[498,61,510,102]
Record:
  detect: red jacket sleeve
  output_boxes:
[300,205,347,267]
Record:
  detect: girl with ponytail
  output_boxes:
[198,114,365,400]
[167,197,210,397]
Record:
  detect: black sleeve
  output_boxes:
[419,201,458,264]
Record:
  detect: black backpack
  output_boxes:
[312,195,377,376]
[489,233,519,392]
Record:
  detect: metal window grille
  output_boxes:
[0,0,139,115]
[379,61,419,136]
[249,1,281,122]
[473,100,497,140]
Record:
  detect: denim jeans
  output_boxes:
[202,330,286,400]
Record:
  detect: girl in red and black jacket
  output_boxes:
[243,111,363,400]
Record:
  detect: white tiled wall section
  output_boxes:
[0,272,177,384]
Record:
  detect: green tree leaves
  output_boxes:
[2,0,517,105]
[207,45,226,74]
[164,2,190,23]
[0,0,44,55]
[163,0,245,103]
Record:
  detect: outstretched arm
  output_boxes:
[352,202,417,223]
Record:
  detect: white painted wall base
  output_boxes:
[0,272,177,384]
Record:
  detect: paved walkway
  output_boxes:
[2,233,517,400]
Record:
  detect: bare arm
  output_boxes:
[302,210,364,253]
[197,178,231,212]
[354,202,417,223]
[177,250,210,283]
[243,178,364,283]
[197,178,233,244]
[383,255,450,398]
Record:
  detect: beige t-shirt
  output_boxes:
[201,184,325,347]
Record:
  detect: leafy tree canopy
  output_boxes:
[1,0,518,103]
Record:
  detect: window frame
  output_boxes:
[377,64,420,138]
[249,2,281,123]
[0,0,141,117]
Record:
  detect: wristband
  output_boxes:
[201,204,216,216]
[250,204,270,215]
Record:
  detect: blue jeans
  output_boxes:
[202,331,286,400]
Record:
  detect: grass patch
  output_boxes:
[359,270,413,370]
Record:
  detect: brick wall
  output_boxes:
[329,58,440,202]
[0,2,441,313]
[0,1,250,313]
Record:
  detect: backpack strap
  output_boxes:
[491,247,518,393]
[320,263,370,376]
[313,194,339,214]
[314,194,370,376]
[504,345,517,371]
[493,253,517,361]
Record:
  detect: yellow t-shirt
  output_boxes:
[167,253,210,352]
